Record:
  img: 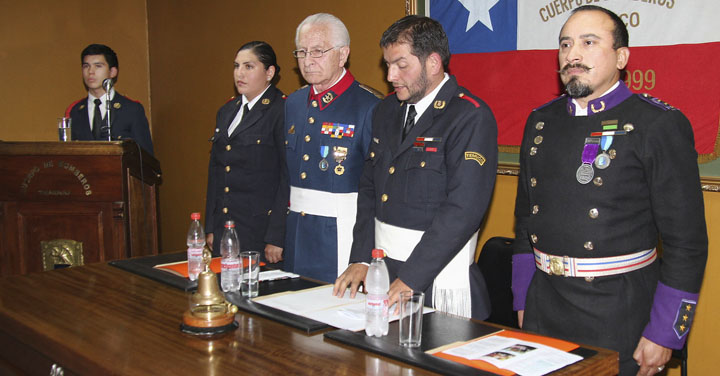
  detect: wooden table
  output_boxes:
[0,263,618,375]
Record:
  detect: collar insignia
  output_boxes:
[322,92,334,104]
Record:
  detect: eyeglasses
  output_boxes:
[292,46,337,59]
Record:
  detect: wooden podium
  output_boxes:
[0,140,161,276]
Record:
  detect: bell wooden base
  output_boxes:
[182,310,236,328]
[181,310,238,336]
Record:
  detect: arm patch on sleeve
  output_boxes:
[674,299,697,339]
[465,151,486,166]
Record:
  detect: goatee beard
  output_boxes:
[565,77,593,98]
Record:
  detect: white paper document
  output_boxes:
[442,334,583,376]
[253,285,433,332]
[259,270,299,281]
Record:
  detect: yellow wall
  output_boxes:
[146,0,403,252]
[476,174,518,250]
[0,0,151,141]
[478,174,720,376]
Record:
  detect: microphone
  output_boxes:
[102,78,114,92]
[102,78,114,141]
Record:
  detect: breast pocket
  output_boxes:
[404,152,446,204]
[237,133,273,168]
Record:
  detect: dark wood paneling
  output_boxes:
[0,141,161,276]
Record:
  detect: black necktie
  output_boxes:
[229,103,249,136]
[403,105,416,141]
[92,99,103,139]
[240,103,250,124]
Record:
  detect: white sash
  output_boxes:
[289,186,357,277]
[374,218,477,318]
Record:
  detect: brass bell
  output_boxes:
[191,259,226,308]
[182,247,238,334]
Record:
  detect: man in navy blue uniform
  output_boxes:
[334,16,496,320]
[283,13,382,283]
[512,6,707,375]
[65,44,154,155]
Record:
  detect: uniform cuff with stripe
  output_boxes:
[642,281,699,350]
[511,253,536,311]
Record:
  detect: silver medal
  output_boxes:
[594,152,611,169]
[319,158,329,171]
[576,163,594,184]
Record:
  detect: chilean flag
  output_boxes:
[430,0,720,159]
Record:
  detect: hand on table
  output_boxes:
[333,263,368,298]
[388,278,413,315]
[264,244,283,263]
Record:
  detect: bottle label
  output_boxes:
[188,247,203,258]
[366,294,389,316]
[221,258,240,270]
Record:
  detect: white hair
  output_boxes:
[295,13,350,48]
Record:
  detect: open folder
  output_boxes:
[254,285,433,332]
[431,330,582,376]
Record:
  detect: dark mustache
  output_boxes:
[558,63,592,74]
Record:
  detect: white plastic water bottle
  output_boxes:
[186,212,205,281]
[220,220,240,292]
[365,248,389,337]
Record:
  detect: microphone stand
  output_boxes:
[103,79,113,141]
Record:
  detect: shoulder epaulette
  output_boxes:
[225,95,236,104]
[458,92,480,108]
[65,98,83,117]
[638,93,676,111]
[534,95,566,111]
[123,95,142,104]
[358,83,384,99]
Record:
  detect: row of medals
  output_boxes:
[576,123,634,184]
[576,148,613,184]
[319,145,348,175]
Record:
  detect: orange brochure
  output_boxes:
[154,257,265,278]
[430,330,580,375]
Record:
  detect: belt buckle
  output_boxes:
[549,256,565,276]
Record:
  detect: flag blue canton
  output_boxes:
[431,0,518,54]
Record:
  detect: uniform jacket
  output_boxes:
[66,92,154,155]
[349,76,498,294]
[205,85,288,255]
[283,71,380,282]
[512,81,708,352]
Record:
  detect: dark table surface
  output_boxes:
[0,256,618,375]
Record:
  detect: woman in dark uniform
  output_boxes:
[205,41,287,265]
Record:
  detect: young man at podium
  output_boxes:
[65,44,154,155]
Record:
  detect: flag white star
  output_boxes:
[458,0,500,32]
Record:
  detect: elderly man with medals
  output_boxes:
[334,16,496,320]
[283,13,381,283]
[512,6,707,376]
